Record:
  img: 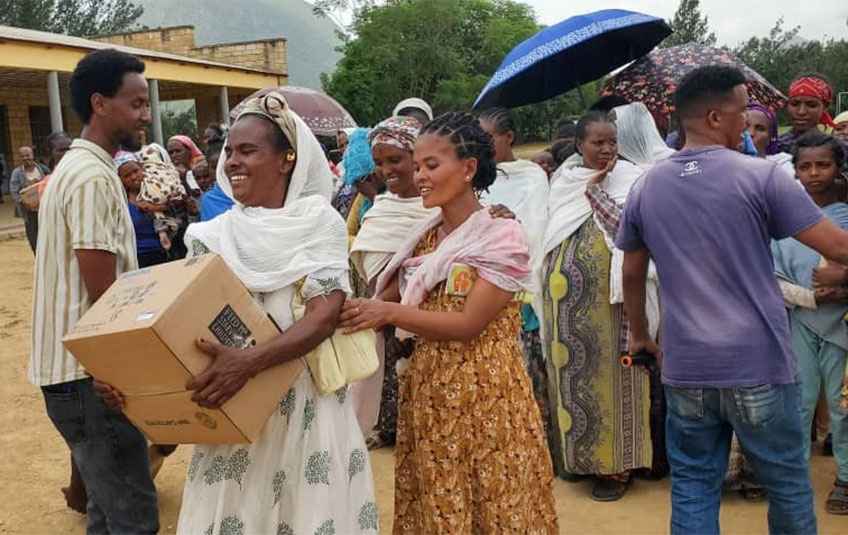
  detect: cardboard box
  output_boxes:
[63,254,304,444]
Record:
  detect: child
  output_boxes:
[530,150,557,181]
[135,143,187,246]
[114,151,172,252]
[771,131,848,515]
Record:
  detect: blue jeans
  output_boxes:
[42,378,158,534]
[665,381,816,535]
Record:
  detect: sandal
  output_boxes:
[591,476,632,502]
[826,480,848,515]
[364,431,387,451]
[740,487,767,503]
[823,433,833,456]
[560,471,585,483]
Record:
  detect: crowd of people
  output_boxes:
[18,45,848,535]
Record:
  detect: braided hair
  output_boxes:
[420,111,497,192]
[479,107,517,145]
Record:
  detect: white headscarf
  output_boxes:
[186,91,347,294]
[392,98,433,121]
[613,102,675,170]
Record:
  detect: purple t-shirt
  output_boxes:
[616,146,823,388]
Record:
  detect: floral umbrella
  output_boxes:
[230,86,356,136]
[600,43,787,114]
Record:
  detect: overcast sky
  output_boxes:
[526,1,848,46]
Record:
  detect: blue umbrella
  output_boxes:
[473,9,671,110]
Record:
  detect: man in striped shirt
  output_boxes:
[30,49,158,533]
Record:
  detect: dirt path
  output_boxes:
[0,236,842,534]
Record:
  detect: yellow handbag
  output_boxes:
[291,286,379,396]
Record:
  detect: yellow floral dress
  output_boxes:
[393,229,559,534]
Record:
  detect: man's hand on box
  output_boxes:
[93,380,126,411]
[187,338,259,409]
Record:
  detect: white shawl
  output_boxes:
[185,109,347,295]
[480,159,550,322]
[480,159,549,273]
[349,193,437,285]
[543,158,642,256]
[543,158,660,337]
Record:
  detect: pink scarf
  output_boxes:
[168,135,204,159]
[375,208,532,305]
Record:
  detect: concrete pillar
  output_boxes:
[149,79,164,145]
[219,86,230,126]
[47,71,63,133]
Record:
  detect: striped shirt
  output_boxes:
[29,139,138,386]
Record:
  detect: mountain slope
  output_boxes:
[133,0,342,89]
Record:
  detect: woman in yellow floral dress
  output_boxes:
[341,112,558,534]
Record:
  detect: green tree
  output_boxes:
[0,0,143,37]
[733,18,848,118]
[324,0,538,124]
[661,0,716,48]
[323,0,588,141]
[161,106,198,143]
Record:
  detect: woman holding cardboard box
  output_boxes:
[101,91,377,534]
[180,92,377,534]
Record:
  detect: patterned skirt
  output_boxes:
[542,219,652,476]
[177,371,377,535]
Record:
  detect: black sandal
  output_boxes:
[591,476,632,502]
[823,433,834,456]
[826,480,848,515]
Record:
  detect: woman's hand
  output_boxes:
[354,172,381,202]
[137,201,169,213]
[158,231,172,251]
[587,155,618,188]
[338,298,394,334]
[488,204,516,220]
[186,339,259,409]
[813,264,848,288]
[93,379,126,412]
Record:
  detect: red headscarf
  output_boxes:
[788,76,836,128]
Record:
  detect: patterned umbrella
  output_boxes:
[600,43,787,114]
[230,86,356,136]
[473,9,671,109]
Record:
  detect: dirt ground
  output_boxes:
[0,235,844,534]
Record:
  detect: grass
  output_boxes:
[514,142,551,159]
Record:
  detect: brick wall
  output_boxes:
[92,27,288,76]
[94,26,196,57]
[0,86,80,169]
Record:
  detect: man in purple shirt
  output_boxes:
[617,66,848,534]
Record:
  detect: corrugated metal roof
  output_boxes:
[0,25,278,76]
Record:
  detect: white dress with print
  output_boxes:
[176,273,378,535]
